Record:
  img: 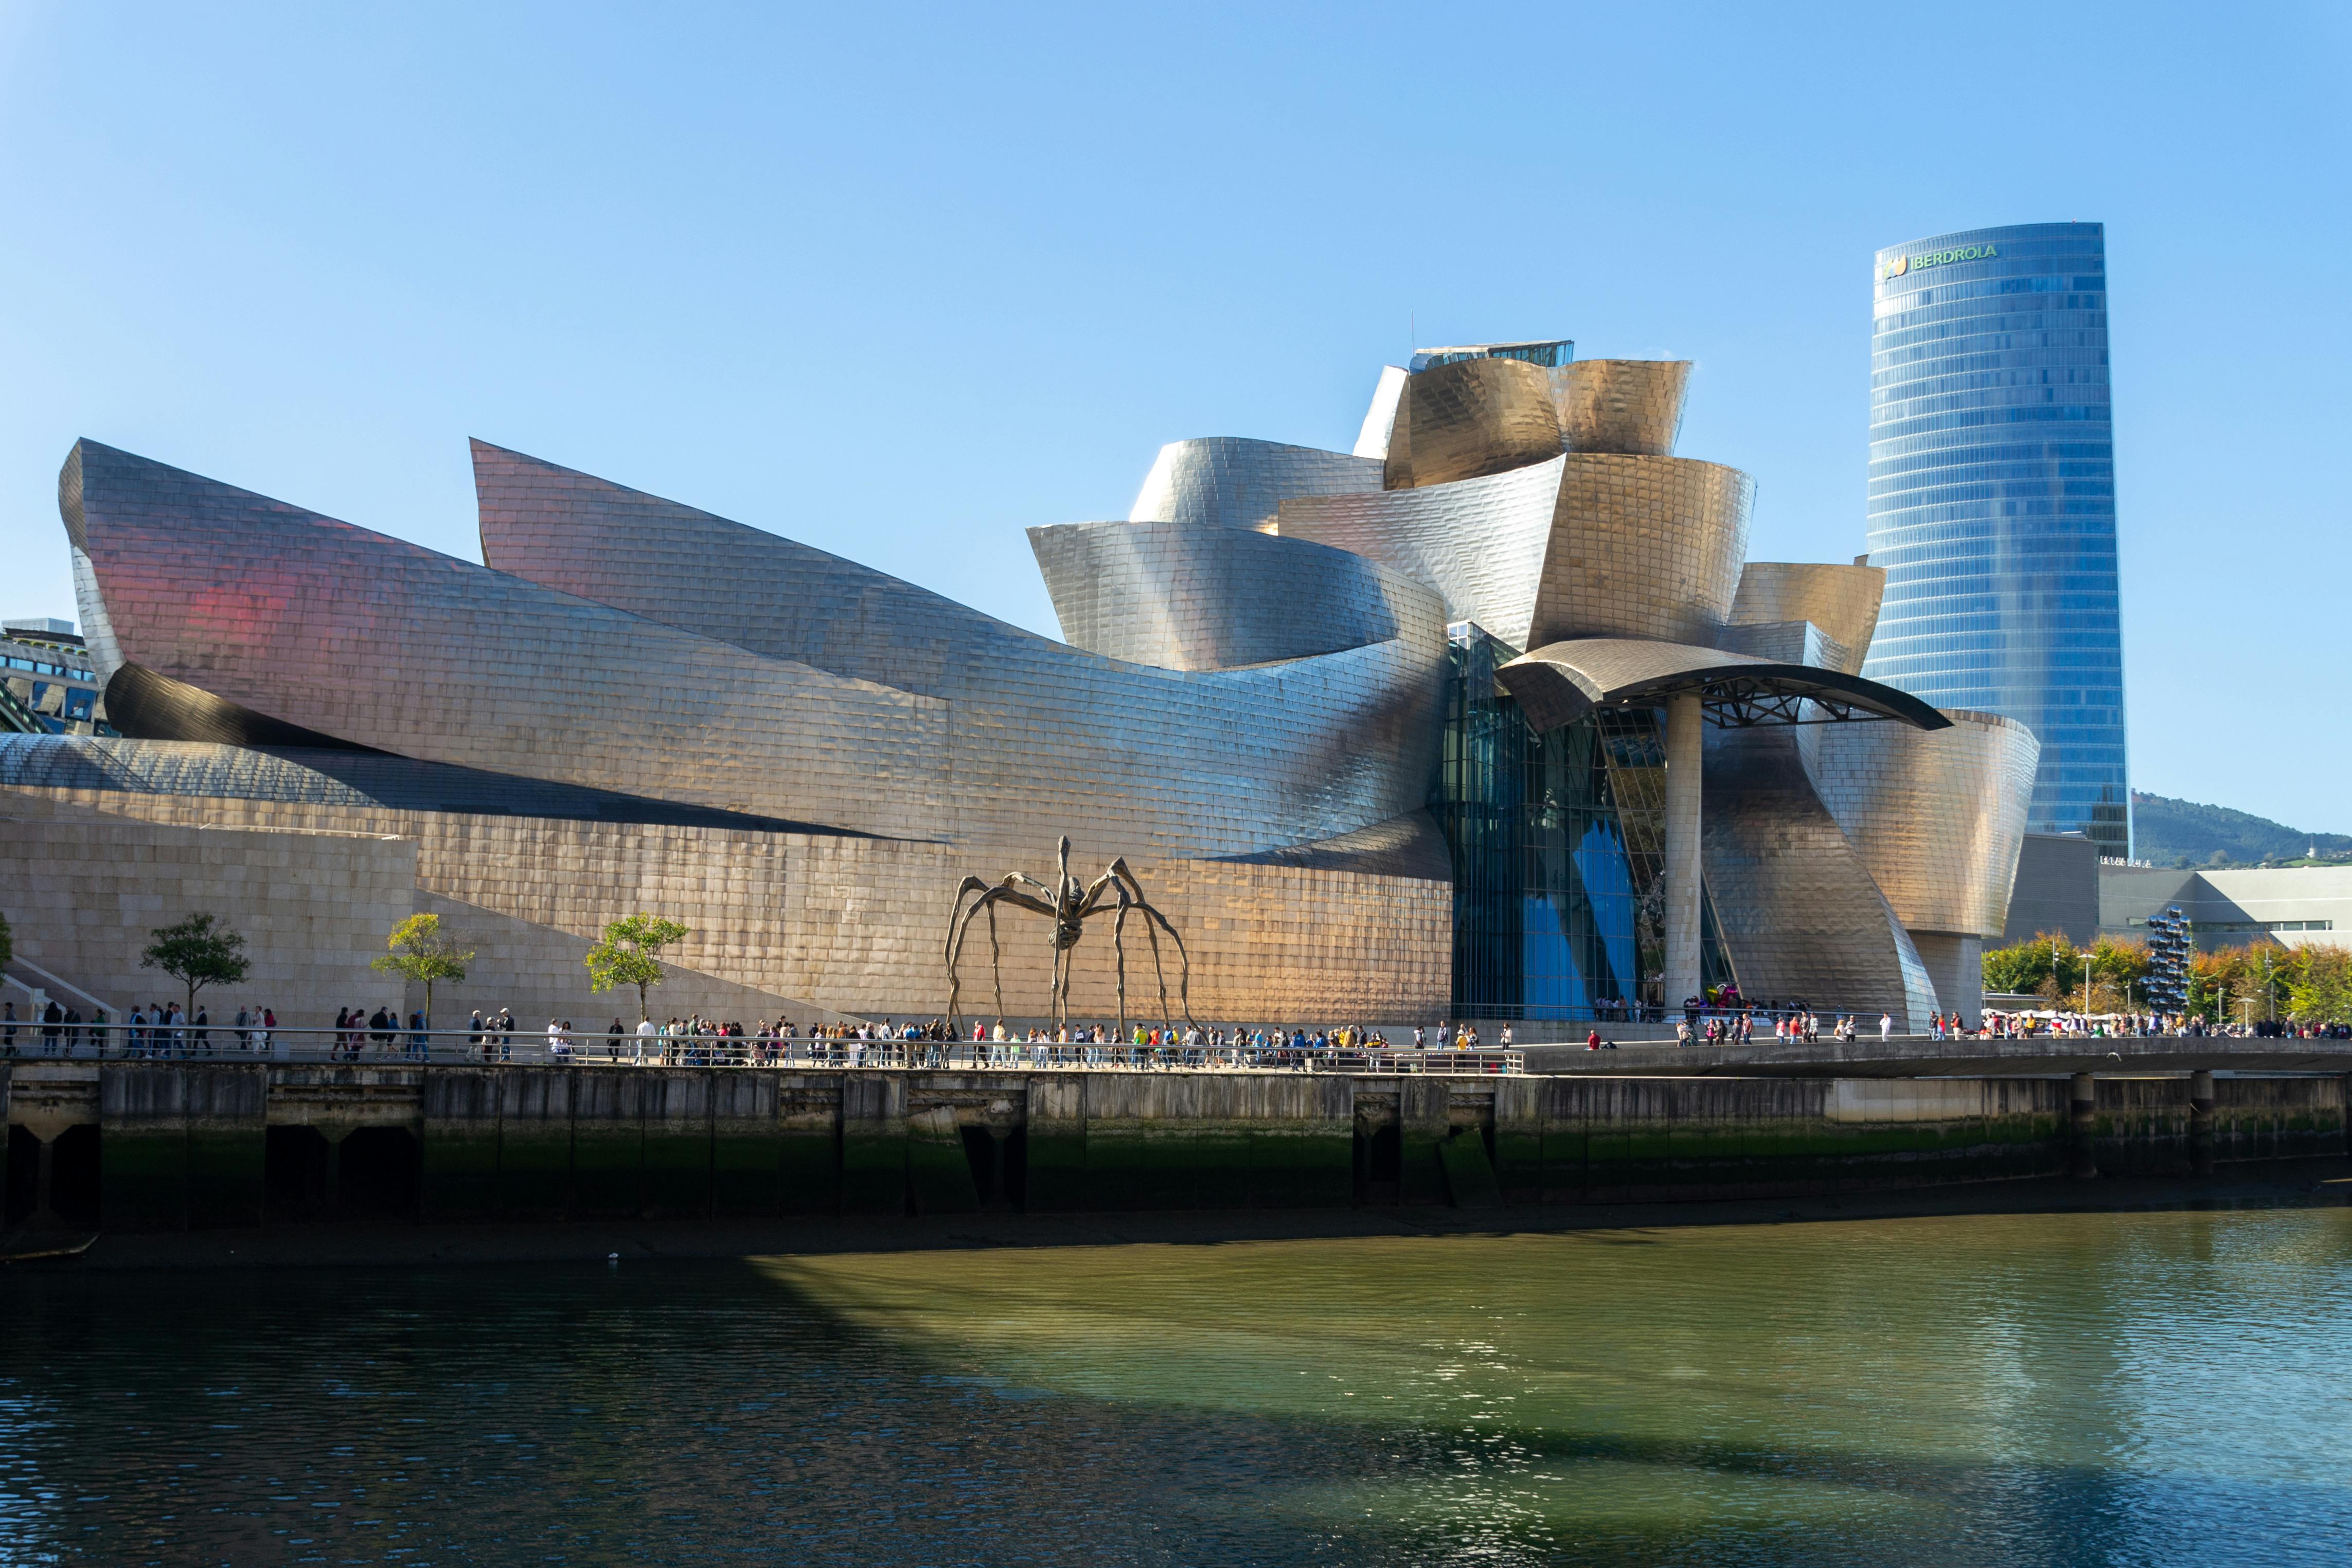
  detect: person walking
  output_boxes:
[1878,1011,1893,1041]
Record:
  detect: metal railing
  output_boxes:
[0,1023,1523,1075]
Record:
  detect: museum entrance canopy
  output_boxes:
[1496,638,1951,735]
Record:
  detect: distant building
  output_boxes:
[1862,222,2132,857]
[2002,831,2101,946]
[2101,864,2352,951]
[1,619,106,736]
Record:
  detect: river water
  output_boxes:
[0,1205,2346,1565]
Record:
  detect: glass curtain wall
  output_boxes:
[1863,221,2131,854]
[1435,627,1733,1022]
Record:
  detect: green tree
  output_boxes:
[2286,944,2352,1026]
[2082,935,2153,1012]
[139,913,251,1019]
[585,914,691,1023]
[2187,939,2292,1025]
[369,912,473,1029]
[0,910,12,970]
[1983,932,2075,997]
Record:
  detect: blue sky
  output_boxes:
[3,3,2346,829]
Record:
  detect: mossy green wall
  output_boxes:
[60,1064,2351,1231]
[1067,1076,1353,1211]
[100,1064,265,1230]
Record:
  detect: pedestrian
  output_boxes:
[1878,1011,1892,1041]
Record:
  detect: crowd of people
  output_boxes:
[0,996,287,1058]
[15,992,2347,1064]
[1,999,1526,1067]
[559,1016,1504,1071]
[1674,996,1883,1046]
[1977,1009,2352,1040]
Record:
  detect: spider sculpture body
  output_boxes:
[944,836,1193,1039]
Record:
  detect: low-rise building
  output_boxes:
[2101,864,2352,951]
[1,618,107,736]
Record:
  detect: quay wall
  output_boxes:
[0,1064,2341,1233]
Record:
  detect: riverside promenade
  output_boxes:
[1,1052,2343,1238]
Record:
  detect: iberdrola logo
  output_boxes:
[1880,242,1996,285]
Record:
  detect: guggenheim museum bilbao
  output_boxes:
[5,337,2040,1030]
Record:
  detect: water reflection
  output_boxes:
[0,1207,2345,1564]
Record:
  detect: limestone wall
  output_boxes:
[0,786,1451,1023]
[0,814,414,1024]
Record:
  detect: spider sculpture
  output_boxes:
[944,835,1193,1040]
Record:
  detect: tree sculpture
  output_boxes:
[945,836,1192,1039]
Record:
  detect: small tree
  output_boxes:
[585,914,691,1023]
[0,910,12,970]
[369,912,474,1029]
[140,913,251,1019]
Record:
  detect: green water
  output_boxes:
[2,1206,2347,1564]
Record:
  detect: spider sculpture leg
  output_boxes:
[985,900,1006,1023]
[1111,886,1132,1043]
[1110,859,1197,1028]
[943,875,994,1029]
[945,881,1057,1034]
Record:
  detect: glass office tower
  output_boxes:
[1862,221,2131,855]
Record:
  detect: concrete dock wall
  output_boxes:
[1,1064,2341,1233]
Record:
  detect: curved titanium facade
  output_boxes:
[1811,708,2040,941]
[66,440,951,842]
[468,440,1450,860]
[1543,455,1750,643]
[1026,520,1423,671]
[1279,458,1560,648]
[1279,453,1752,652]
[1127,437,1381,533]
[1863,221,2131,854]
[1730,562,1884,675]
[1383,357,1563,490]
[74,437,1447,863]
[1703,726,1940,1029]
[1553,360,1690,456]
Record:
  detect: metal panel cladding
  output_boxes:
[1862,221,2132,856]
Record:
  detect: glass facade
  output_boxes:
[1410,338,1575,372]
[1863,222,2131,854]
[1434,626,1732,1021]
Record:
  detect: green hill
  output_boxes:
[2131,791,2352,869]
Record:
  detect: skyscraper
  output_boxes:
[1862,221,2131,855]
